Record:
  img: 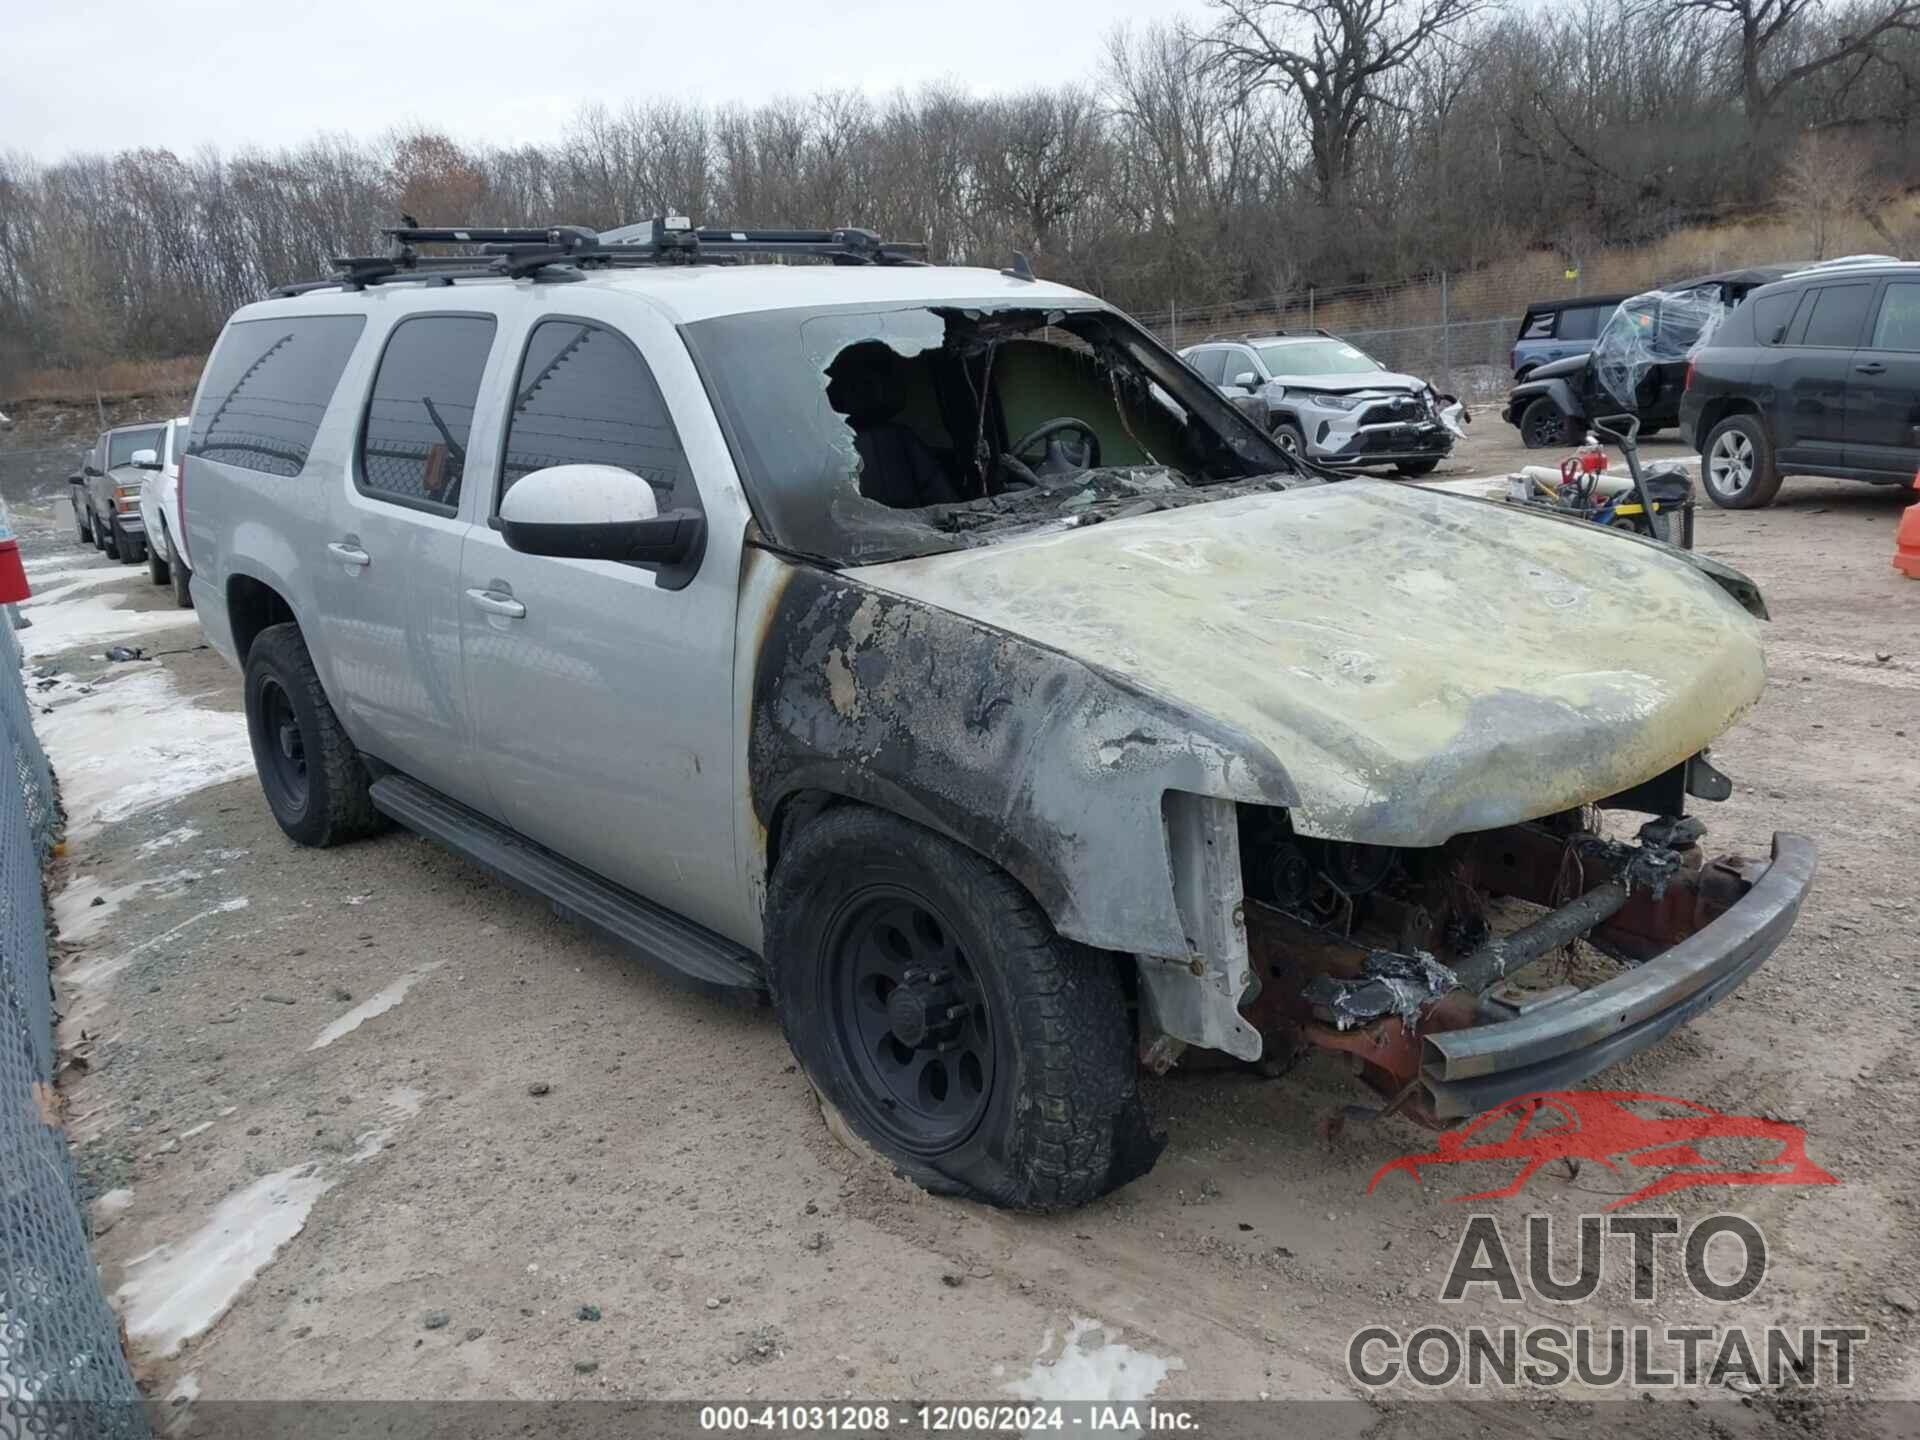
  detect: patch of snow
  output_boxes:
[117,1163,334,1358]
[1004,1318,1182,1410]
[21,567,148,610]
[18,583,200,658]
[180,1121,213,1140]
[308,963,442,1051]
[167,1373,200,1404]
[31,668,252,839]
[137,825,201,856]
[53,868,212,943]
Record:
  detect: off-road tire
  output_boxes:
[243,622,385,847]
[1700,414,1783,510]
[1520,397,1571,449]
[766,806,1160,1211]
[147,539,170,586]
[1395,459,1441,478]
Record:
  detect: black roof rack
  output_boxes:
[273,215,930,296]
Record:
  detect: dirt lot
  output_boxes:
[5,417,1918,1431]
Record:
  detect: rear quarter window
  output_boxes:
[1555,304,1607,342]
[187,315,366,476]
[1519,311,1556,340]
[1751,290,1800,346]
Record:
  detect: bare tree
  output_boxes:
[1668,0,1920,140]
[1775,128,1885,253]
[1198,0,1494,212]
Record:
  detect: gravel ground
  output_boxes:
[5,415,1918,1432]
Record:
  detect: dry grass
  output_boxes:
[1,355,206,409]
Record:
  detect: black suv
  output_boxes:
[1682,259,1920,508]
[1505,266,1807,449]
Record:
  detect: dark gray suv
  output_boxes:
[1681,259,1920,508]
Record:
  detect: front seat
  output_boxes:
[828,343,962,509]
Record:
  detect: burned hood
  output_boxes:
[849,481,1767,847]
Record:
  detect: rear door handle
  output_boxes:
[327,541,371,568]
[465,587,526,619]
[1855,361,1886,375]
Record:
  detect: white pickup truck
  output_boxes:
[137,415,194,606]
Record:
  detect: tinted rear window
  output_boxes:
[1798,284,1874,348]
[188,315,366,476]
[358,314,496,513]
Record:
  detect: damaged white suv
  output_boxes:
[183,220,1814,1210]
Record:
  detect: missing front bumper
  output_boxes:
[1418,832,1814,1117]
[1235,817,1816,1125]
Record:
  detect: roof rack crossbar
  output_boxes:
[273,216,929,295]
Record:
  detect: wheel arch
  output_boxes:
[1694,395,1764,453]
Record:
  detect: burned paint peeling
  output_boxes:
[740,547,1298,960]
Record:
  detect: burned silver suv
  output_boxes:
[184,219,1813,1211]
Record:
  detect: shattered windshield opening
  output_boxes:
[685,301,1305,567]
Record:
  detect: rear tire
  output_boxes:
[147,540,170,586]
[767,806,1159,1211]
[1700,414,1783,509]
[170,554,193,609]
[243,623,386,847]
[1520,397,1571,450]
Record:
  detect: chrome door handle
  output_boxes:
[327,541,371,567]
[1855,361,1886,375]
[465,587,526,619]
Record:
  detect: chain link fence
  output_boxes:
[0,603,149,1439]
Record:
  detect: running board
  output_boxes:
[369,774,764,1002]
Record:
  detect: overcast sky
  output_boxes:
[12,0,1208,160]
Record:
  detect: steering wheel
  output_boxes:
[997,417,1102,489]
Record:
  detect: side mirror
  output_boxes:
[1232,371,1260,392]
[130,449,160,469]
[498,464,703,568]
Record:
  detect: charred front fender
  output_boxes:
[741,550,1296,958]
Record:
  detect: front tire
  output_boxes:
[1395,458,1441,478]
[147,538,171,586]
[169,554,193,609]
[1701,414,1783,509]
[75,504,92,545]
[767,806,1159,1211]
[243,623,385,847]
[1271,419,1308,462]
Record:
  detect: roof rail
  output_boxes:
[1782,253,1905,279]
[272,215,930,296]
